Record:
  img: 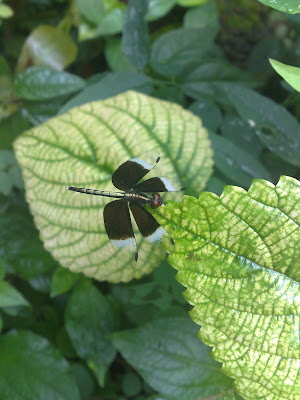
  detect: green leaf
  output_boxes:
[111,312,232,400]
[256,0,300,14]
[16,25,77,73]
[0,203,56,280]
[122,0,149,70]
[65,280,117,386]
[59,72,152,114]
[189,99,223,131]
[14,67,85,101]
[181,61,256,100]
[22,98,68,126]
[219,84,300,167]
[105,38,136,72]
[122,371,142,397]
[150,28,215,77]
[0,281,29,307]
[152,176,300,400]
[0,330,80,400]
[50,267,79,297]
[0,111,31,150]
[177,0,207,6]
[183,1,219,37]
[270,58,300,92]
[14,91,212,282]
[0,171,12,196]
[0,3,13,18]
[209,131,272,188]
[147,0,176,21]
[75,0,105,25]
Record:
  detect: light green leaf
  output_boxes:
[0,330,80,400]
[65,280,116,386]
[14,67,85,101]
[0,3,13,18]
[105,38,136,72]
[14,91,213,282]
[152,176,300,400]
[0,280,29,307]
[147,0,176,21]
[111,312,232,399]
[122,0,150,70]
[219,83,300,167]
[75,0,105,25]
[183,1,219,37]
[16,25,77,73]
[270,58,300,92]
[177,0,208,6]
[256,0,300,14]
[50,267,79,297]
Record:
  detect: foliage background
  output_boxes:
[0,0,299,399]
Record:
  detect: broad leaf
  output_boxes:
[150,28,215,77]
[75,0,105,25]
[65,280,117,386]
[0,330,80,400]
[257,0,300,14]
[14,67,85,101]
[147,0,176,21]
[183,1,219,38]
[59,72,152,113]
[111,312,232,400]
[14,91,213,283]
[189,99,223,131]
[219,84,300,166]
[269,59,300,92]
[50,267,79,297]
[0,280,29,307]
[152,176,300,400]
[16,25,77,73]
[105,38,136,72]
[122,0,150,70]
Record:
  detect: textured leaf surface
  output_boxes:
[111,312,232,400]
[65,280,116,386]
[152,176,300,400]
[0,330,80,400]
[269,59,300,92]
[14,67,85,100]
[257,0,300,14]
[14,91,212,282]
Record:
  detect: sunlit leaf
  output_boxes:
[152,176,300,400]
[257,0,300,14]
[14,91,213,282]
[270,59,300,92]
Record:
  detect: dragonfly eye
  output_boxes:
[150,192,162,209]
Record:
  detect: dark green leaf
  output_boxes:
[150,28,215,77]
[122,0,150,70]
[209,131,272,187]
[204,174,227,196]
[50,267,79,297]
[75,0,105,25]
[122,371,142,397]
[147,0,176,21]
[111,313,232,400]
[220,115,264,155]
[247,38,284,75]
[189,99,223,131]
[105,38,136,72]
[0,111,31,150]
[0,281,29,307]
[59,72,153,113]
[65,280,117,386]
[219,84,300,166]
[256,0,299,14]
[71,362,96,400]
[0,330,80,400]
[183,1,219,37]
[21,98,67,125]
[14,67,85,101]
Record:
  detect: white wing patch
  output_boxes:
[146,226,166,242]
[160,177,176,191]
[111,238,136,248]
[131,158,153,171]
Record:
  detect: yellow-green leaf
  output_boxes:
[152,176,300,400]
[270,58,300,92]
[14,91,213,283]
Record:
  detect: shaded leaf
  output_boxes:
[59,72,152,114]
[14,67,85,101]
[0,281,29,307]
[189,98,223,131]
[0,330,80,400]
[256,0,300,14]
[16,25,77,73]
[15,91,212,282]
[152,176,300,400]
[122,0,150,70]
[150,28,215,77]
[75,0,105,25]
[219,83,300,166]
[105,38,136,72]
[50,267,79,297]
[183,1,219,37]
[270,58,300,92]
[147,0,176,21]
[112,312,232,400]
[65,280,116,386]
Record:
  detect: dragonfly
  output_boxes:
[65,150,184,263]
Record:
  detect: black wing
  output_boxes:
[133,177,185,193]
[103,199,138,262]
[112,150,160,191]
[129,203,166,243]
